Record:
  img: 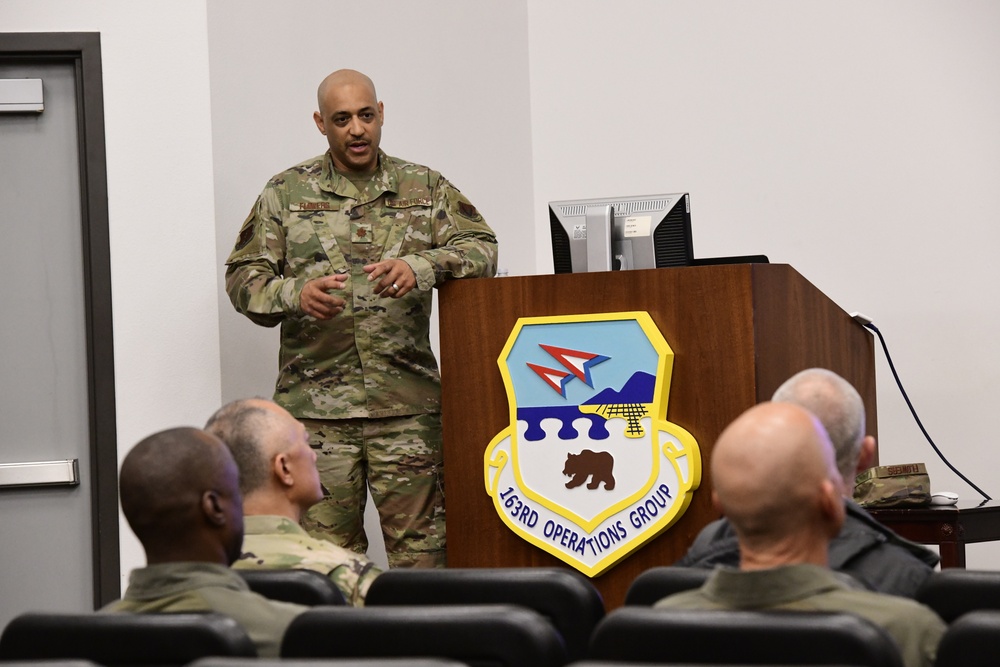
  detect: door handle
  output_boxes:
[0,460,79,487]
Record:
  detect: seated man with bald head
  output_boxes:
[655,402,944,667]
[678,368,938,597]
[102,427,306,656]
[205,398,381,606]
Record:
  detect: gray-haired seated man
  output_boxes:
[205,398,381,606]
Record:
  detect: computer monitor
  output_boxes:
[549,193,693,274]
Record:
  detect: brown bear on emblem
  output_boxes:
[563,449,616,490]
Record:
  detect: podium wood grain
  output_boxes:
[438,264,876,608]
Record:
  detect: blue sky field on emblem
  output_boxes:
[506,319,661,407]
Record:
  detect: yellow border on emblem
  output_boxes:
[482,311,702,576]
[497,312,671,531]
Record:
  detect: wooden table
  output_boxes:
[868,501,1000,568]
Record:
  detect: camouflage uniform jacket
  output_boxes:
[225,150,498,420]
[101,561,306,657]
[233,514,381,606]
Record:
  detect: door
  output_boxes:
[0,33,118,629]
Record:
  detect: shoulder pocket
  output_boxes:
[226,205,268,264]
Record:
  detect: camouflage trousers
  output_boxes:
[299,413,446,568]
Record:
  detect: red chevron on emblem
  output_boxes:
[539,344,610,388]
[526,362,573,397]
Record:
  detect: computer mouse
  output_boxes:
[930,491,959,506]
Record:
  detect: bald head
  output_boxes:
[119,427,243,565]
[313,69,384,176]
[772,368,867,483]
[712,402,844,557]
[316,69,377,115]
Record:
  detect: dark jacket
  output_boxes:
[676,499,939,598]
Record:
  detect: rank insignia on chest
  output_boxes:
[352,222,373,243]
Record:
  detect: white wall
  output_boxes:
[0,0,222,583]
[527,0,1000,566]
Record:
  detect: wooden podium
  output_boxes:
[438,264,876,608]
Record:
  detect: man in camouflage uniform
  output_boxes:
[206,398,381,605]
[225,69,498,568]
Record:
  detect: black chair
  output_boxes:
[192,659,469,667]
[237,568,346,606]
[281,604,569,667]
[623,566,711,605]
[0,612,255,666]
[365,567,603,662]
[568,664,863,667]
[915,569,1000,622]
[588,607,904,667]
[935,609,1000,667]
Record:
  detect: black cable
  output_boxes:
[861,320,991,502]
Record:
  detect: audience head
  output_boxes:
[205,398,323,521]
[119,427,244,566]
[711,402,846,569]
[772,368,875,492]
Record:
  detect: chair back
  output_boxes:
[237,568,346,606]
[623,566,711,605]
[588,607,904,667]
[568,664,863,667]
[192,659,469,667]
[915,569,1000,622]
[281,604,569,667]
[569,663,864,667]
[935,609,1000,667]
[365,567,602,662]
[0,612,255,666]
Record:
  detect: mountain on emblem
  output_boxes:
[585,371,655,404]
[581,371,656,438]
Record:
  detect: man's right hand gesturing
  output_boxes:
[300,274,348,320]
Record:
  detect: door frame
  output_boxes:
[0,32,119,606]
